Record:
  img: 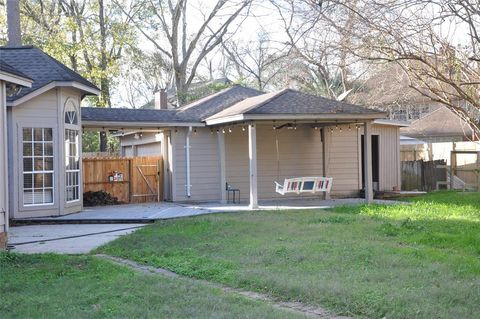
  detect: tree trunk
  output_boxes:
[99,131,108,152]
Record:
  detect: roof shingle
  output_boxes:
[0,46,99,102]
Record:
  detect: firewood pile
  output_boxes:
[83,190,120,207]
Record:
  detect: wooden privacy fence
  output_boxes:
[83,156,163,204]
[401,160,447,191]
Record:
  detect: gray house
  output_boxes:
[0,60,33,249]
[1,46,99,220]
[84,86,406,208]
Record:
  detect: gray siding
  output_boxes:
[172,127,222,202]
[8,88,83,218]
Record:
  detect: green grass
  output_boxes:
[0,253,306,319]
[98,191,480,319]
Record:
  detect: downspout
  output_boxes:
[185,126,192,197]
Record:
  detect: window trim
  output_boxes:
[22,127,55,207]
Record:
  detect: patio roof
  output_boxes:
[205,89,387,125]
[81,86,390,129]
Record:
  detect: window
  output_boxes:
[65,129,80,202]
[65,101,80,203]
[23,128,54,206]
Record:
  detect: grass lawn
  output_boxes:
[0,253,307,319]
[98,191,480,319]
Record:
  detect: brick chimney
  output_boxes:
[154,88,168,110]
[6,0,22,47]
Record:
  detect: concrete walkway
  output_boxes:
[8,224,145,254]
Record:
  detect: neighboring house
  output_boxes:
[0,46,99,219]
[400,106,480,163]
[83,86,407,207]
[0,61,33,249]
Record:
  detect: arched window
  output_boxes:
[64,99,80,202]
[65,101,78,125]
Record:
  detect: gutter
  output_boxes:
[185,126,192,198]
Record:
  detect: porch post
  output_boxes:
[321,128,330,200]
[364,121,374,203]
[248,123,258,209]
[217,131,227,204]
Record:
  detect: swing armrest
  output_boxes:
[274,181,285,195]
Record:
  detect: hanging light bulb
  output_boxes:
[210,129,214,134]
[348,125,352,131]
[222,128,226,134]
[194,128,197,135]
[339,126,343,132]
[228,127,232,133]
[242,126,246,131]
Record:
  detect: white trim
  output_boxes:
[0,71,32,87]
[7,81,99,107]
[373,119,410,127]
[205,113,388,125]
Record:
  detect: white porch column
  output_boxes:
[217,131,227,204]
[321,127,330,200]
[364,121,373,203]
[248,124,258,209]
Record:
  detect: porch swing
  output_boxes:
[273,126,333,195]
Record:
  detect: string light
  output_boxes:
[242,126,246,131]
[228,127,232,133]
[222,128,226,134]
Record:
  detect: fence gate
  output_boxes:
[83,156,163,204]
[130,157,163,203]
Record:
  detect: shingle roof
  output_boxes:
[208,89,383,121]
[81,107,187,123]
[0,60,32,80]
[81,85,264,124]
[0,46,99,102]
[177,85,263,121]
[400,106,474,139]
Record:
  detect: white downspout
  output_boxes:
[185,126,192,197]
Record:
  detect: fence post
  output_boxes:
[450,151,455,190]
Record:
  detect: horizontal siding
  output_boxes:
[225,124,324,200]
[326,125,360,197]
[172,128,221,202]
[371,124,401,191]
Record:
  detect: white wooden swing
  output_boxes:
[274,176,333,195]
[273,127,333,196]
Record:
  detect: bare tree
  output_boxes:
[271,0,367,99]
[221,31,290,90]
[330,0,480,139]
[115,0,252,106]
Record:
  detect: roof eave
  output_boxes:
[0,71,33,87]
[205,112,387,126]
[81,120,205,129]
[7,81,99,106]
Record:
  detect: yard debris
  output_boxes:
[83,190,120,206]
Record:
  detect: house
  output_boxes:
[400,105,480,163]
[83,86,406,208]
[0,60,33,250]
[0,46,100,221]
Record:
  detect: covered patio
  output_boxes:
[204,89,392,208]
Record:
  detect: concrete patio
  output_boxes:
[12,198,403,224]
[8,198,404,254]
[8,224,146,254]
